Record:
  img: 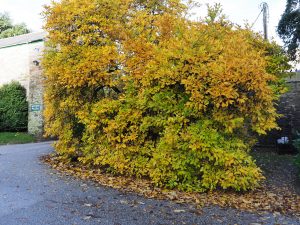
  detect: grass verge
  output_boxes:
[0,132,35,145]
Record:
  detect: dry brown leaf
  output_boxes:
[41,154,300,218]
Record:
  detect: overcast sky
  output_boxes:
[195,1,286,43]
[0,0,286,44]
[0,0,287,44]
[2,1,297,68]
[0,0,286,37]
[0,0,50,31]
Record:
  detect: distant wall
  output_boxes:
[279,73,300,137]
[260,73,300,147]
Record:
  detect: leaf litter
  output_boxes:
[41,151,300,218]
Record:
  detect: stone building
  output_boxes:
[0,32,46,136]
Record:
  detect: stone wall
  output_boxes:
[259,73,300,148]
[279,74,300,138]
[27,44,44,137]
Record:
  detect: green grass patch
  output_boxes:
[0,132,35,145]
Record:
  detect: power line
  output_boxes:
[251,2,269,40]
[251,8,263,28]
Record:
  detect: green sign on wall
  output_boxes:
[31,104,42,112]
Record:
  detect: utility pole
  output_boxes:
[261,2,269,40]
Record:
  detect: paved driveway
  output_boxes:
[0,142,299,225]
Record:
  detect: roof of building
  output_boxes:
[0,31,46,49]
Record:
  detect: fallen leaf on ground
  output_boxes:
[41,153,300,218]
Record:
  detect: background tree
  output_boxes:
[0,12,30,39]
[277,0,300,61]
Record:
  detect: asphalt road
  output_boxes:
[0,142,299,225]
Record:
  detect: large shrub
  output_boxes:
[43,0,290,192]
[0,81,28,131]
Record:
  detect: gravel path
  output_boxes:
[0,142,299,225]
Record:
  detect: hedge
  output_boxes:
[0,81,28,131]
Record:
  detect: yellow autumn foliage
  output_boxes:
[43,0,290,192]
